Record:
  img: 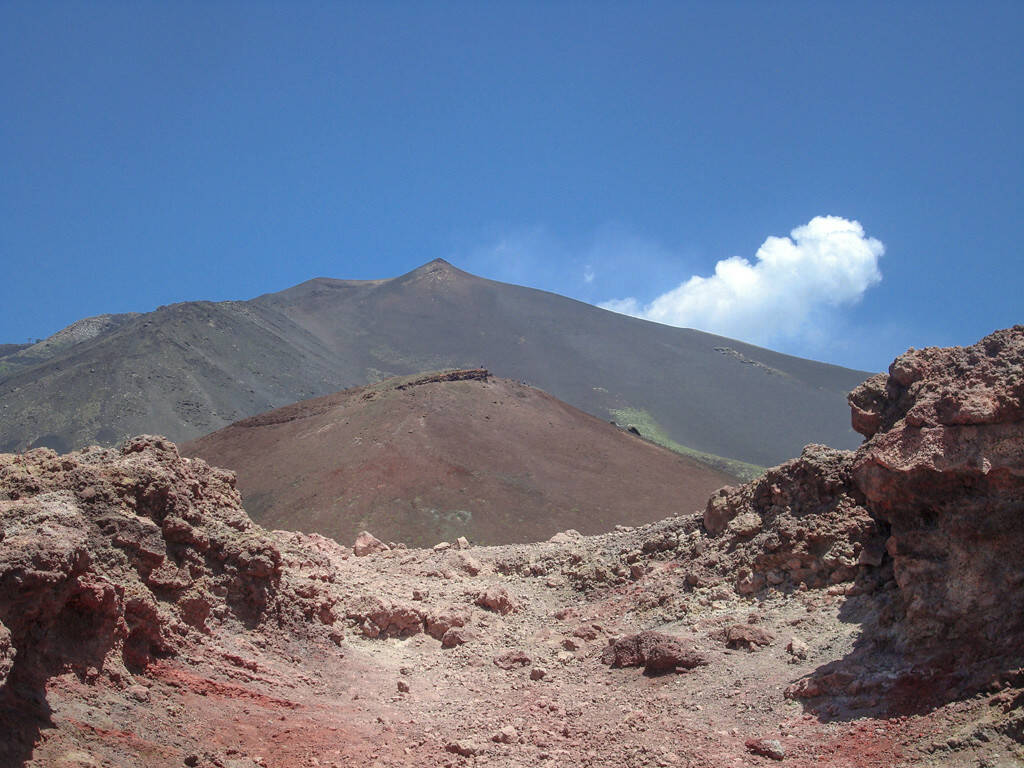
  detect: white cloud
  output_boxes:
[600,216,883,346]
[583,265,595,283]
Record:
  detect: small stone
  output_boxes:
[723,624,774,650]
[786,636,808,660]
[745,738,785,760]
[441,626,476,648]
[433,541,452,552]
[184,755,200,767]
[445,740,484,757]
[571,624,600,641]
[353,531,389,557]
[476,584,517,614]
[397,680,410,693]
[729,512,762,537]
[492,725,518,743]
[126,684,150,702]
[453,552,482,576]
[530,667,547,680]
[493,650,532,670]
[456,536,470,550]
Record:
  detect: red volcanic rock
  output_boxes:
[445,740,486,757]
[849,326,1024,438]
[348,596,424,638]
[720,624,774,651]
[601,631,707,674]
[849,326,1024,658]
[0,436,331,718]
[476,584,517,614]
[685,327,1024,703]
[424,610,467,640]
[440,626,477,648]
[493,649,532,670]
[700,444,885,593]
[745,737,786,760]
[354,531,389,557]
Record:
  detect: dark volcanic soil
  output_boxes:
[0,259,867,467]
[182,370,736,547]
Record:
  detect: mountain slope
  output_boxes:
[181,370,737,546]
[0,259,869,465]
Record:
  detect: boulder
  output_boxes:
[601,631,707,675]
[476,584,517,614]
[353,531,389,557]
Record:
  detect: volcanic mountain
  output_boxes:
[4,328,1024,768]
[0,259,868,467]
[182,369,736,547]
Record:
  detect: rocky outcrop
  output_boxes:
[0,436,337,704]
[698,327,1024,692]
[850,326,1024,658]
[701,444,886,593]
[393,368,490,389]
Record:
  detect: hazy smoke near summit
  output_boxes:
[601,216,884,347]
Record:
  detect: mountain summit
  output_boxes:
[0,260,868,465]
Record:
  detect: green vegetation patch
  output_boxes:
[609,406,764,482]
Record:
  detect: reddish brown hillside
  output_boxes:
[182,370,736,546]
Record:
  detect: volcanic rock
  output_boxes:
[849,325,1024,659]
[700,444,885,593]
[476,584,517,614]
[493,650,532,670]
[353,531,389,557]
[720,624,774,651]
[786,636,809,660]
[745,737,786,760]
[440,626,476,648]
[0,435,339,758]
[601,631,707,674]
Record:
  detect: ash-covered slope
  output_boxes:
[0,259,867,466]
[182,369,736,547]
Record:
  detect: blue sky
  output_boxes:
[2,1,1021,372]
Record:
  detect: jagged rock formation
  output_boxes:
[850,326,1024,658]
[701,444,886,593]
[699,325,1024,692]
[0,436,340,763]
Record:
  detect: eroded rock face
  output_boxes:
[0,436,335,700]
[700,326,1024,680]
[850,326,1024,656]
[702,445,886,593]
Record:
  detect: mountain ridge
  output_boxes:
[0,259,869,465]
